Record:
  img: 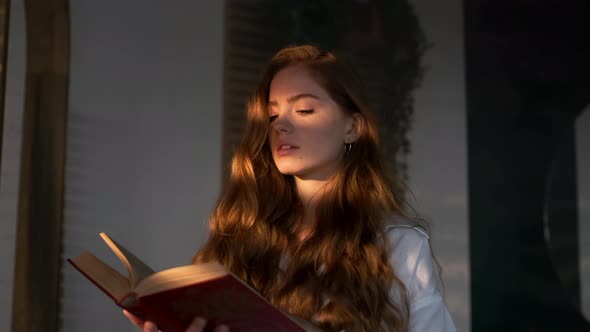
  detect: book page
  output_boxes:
[136,261,229,296]
[100,233,155,288]
[68,252,131,301]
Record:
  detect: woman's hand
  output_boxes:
[122,309,229,332]
[283,313,323,332]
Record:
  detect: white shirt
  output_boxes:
[384,225,457,332]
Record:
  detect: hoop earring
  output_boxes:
[345,143,352,155]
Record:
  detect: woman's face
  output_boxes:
[268,65,358,181]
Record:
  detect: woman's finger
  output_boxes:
[122,309,145,328]
[213,324,230,332]
[185,317,207,332]
[143,320,159,332]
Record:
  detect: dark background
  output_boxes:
[465,0,590,330]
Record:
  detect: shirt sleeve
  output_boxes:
[385,226,457,332]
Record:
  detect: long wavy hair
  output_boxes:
[195,45,410,331]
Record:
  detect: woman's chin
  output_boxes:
[274,162,302,176]
[276,168,299,176]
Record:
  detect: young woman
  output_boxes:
[125,45,456,332]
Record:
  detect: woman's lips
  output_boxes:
[276,144,299,156]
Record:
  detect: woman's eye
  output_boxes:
[269,115,278,122]
[297,109,314,114]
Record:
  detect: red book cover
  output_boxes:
[67,258,306,332]
[125,275,305,332]
[67,232,310,332]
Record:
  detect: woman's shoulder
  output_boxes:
[381,216,458,331]
[382,224,433,278]
[381,215,439,299]
[381,214,430,245]
[383,224,429,243]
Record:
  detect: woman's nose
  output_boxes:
[272,116,293,134]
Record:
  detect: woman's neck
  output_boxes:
[294,177,331,241]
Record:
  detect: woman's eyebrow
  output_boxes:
[268,93,321,107]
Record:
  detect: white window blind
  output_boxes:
[59,1,224,331]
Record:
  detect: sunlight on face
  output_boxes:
[268,65,355,181]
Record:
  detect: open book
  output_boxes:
[67,233,307,332]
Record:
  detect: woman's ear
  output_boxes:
[344,113,365,143]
